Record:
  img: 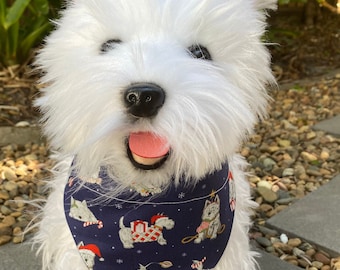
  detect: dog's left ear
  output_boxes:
[214,194,220,204]
[252,0,277,11]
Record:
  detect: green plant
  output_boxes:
[0,0,61,67]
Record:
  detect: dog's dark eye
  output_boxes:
[188,44,212,60]
[100,39,122,53]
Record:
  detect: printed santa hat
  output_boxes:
[151,213,167,224]
[79,244,105,261]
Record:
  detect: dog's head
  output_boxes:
[202,195,220,221]
[36,0,276,187]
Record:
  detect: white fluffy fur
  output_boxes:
[33,0,276,269]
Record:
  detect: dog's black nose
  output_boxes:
[124,83,165,118]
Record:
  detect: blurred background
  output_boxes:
[0,0,339,126]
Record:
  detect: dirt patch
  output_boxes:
[0,65,40,127]
[268,5,340,82]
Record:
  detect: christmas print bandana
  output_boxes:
[64,162,236,270]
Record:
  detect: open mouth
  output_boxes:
[127,132,170,170]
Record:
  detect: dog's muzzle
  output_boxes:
[124,83,165,118]
[123,83,168,170]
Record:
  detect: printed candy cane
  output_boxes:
[83,220,104,229]
[191,257,206,270]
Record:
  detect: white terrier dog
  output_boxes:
[33,0,276,269]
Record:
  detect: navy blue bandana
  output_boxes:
[64,162,236,270]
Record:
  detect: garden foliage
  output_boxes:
[0,0,61,67]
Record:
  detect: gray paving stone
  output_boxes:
[256,250,301,270]
[267,174,340,257]
[0,242,41,270]
[313,115,340,137]
[0,126,43,146]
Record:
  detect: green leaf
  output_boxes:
[6,22,20,65]
[0,0,61,66]
[30,0,50,16]
[0,0,6,25]
[4,0,31,30]
[0,26,5,61]
[0,1,5,54]
[310,160,321,166]
[20,21,50,59]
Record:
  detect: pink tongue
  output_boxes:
[129,132,169,159]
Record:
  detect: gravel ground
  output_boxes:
[0,72,339,269]
[248,71,340,269]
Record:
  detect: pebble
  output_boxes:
[273,242,293,253]
[293,247,305,257]
[312,261,324,269]
[263,158,277,171]
[0,190,10,200]
[272,167,284,177]
[306,131,317,140]
[276,181,288,191]
[15,166,28,176]
[4,181,18,197]
[0,143,51,246]
[320,149,330,160]
[301,151,318,162]
[282,120,298,130]
[331,258,340,269]
[257,180,273,190]
[1,205,12,215]
[15,121,30,127]
[256,237,272,248]
[257,186,278,203]
[257,226,278,237]
[278,139,291,148]
[12,227,24,244]
[0,224,12,235]
[297,259,310,268]
[259,203,273,212]
[315,252,331,265]
[2,215,16,227]
[282,168,294,177]
[276,197,295,205]
[1,167,18,181]
[306,249,317,257]
[280,233,289,244]
[307,168,322,177]
[0,235,12,245]
[288,238,302,247]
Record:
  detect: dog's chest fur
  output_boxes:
[64,163,235,269]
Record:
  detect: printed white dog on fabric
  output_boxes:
[32,0,276,270]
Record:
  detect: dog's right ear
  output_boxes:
[204,199,211,208]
